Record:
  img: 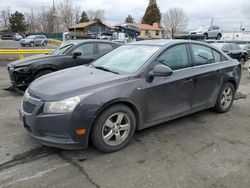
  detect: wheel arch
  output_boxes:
[91,99,142,134]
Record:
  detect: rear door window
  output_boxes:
[213,50,222,62]
[72,43,95,56]
[98,43,114,54]
[191,44,214,65]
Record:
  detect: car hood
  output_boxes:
[28,66,130,101]
[9,54,55,67]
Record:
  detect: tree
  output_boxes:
[142,0,161,25]
[79,11,89,23]
[125,14,134,23]
[0,7,11,28]
[74,6,81,24]
[57,0,74,30]
[9,11,26,32]
[161,8,188,38]
[87,10,105,22]
[38,8,56,32]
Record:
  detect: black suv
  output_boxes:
[7,40,121,89]
[212,43,248,66]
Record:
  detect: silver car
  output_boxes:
[19,35,48,47]
[189,25,223,40]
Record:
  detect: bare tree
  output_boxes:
[37,7,56,32]
[161,8,188,38]
[0,7,11,29]
[87,10,105,22]
[57,0,74,30]
[73,6,81,24]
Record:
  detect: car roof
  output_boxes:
[130,39,174,46]
[129,39,216,47]
[66,39,120,45]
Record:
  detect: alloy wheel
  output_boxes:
[220,87,233,109]
[102,112,131,146]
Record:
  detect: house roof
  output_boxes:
[129,23,164,31]
[69,21,109,29]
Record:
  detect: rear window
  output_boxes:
[213,50,222,62]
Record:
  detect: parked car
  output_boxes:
[211,43,248,66]
[189,25,223,40]
[7,40,121,89]
[13,33,23,41]
[19,35,48,47]
[239,43,250,56]
[19,40,241,152]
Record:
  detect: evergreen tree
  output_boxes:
[142,0,161,25]
[125,14,135,23]
[79,11,89,23]
[9,11,27,32]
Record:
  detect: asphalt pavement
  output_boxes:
[0,62,250,188]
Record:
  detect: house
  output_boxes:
[129,23,164,40]
[69,21,110,38]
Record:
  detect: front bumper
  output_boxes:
[7,65,33,88]
[19,91,94,149]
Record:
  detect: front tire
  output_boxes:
[217,34,222,40]
[91,105,136,153]
[30,42,34,47]
[214,82,235,113]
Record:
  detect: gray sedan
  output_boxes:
[19,40,241,152]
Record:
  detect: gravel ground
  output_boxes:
[0,62,250,188]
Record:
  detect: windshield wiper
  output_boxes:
[94,66,119,74]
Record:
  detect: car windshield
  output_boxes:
[50,43,75,55]
[92,45,160,74]
[26,36,35,39]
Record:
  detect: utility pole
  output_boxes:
[240,22,243,31]
[210,17,214,26]
[52,0,58,33]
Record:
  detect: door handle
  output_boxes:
[183,78,193,83]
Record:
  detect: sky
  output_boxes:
[1,0,250,31]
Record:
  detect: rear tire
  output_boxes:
[214,82,235,113]
[91,105,136,153]
[35,70,54,79]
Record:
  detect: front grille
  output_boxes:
[23,100,36,114]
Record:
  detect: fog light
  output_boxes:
[76,129,87,135]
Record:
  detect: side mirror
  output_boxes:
[223,49,229,53]
[149,64,173,77]
[72,51,82,59]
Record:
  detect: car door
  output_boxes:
[71,42,97,65]
[190,44,223,108]
[145,44,194,123]
[96,43,115,58]
[34,36,41,45]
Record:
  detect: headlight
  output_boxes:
[15,66,31,73]
[43,96,80,113]
[43,93,91,113]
